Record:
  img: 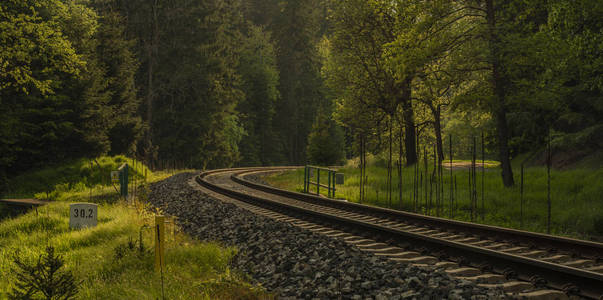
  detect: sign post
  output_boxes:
[118,163,128,199]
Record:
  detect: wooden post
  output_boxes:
[424,146,427,214]
[547,130,552,234]
[449,135,453,219]
[328,170,332,198]
[468,153,473,222]
[316,169,320,196]
[481,131,485,221]
[520,163,524,228]
[303,166,307,193]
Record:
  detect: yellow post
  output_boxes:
[154,215,165,272]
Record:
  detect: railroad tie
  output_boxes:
[478,281,533,293]
[445,267,481,277]
[563,259,594,268]
[374,251,420,258]
[434,261,459,270]
[390,256,438,264]
[516,289,568,300]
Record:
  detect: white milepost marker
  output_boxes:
[69,203,98,229]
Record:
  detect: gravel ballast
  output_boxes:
[148,173,507,299]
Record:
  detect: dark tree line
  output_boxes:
[2,0,600,191]
[1,0,340,191]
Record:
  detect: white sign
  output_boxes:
[111,171,119,183]
[69,203,98,229]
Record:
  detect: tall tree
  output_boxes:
[0,0,112,179]
[118,0,247,168]
[237,25,282,166]
[271,0,326,164]
[90,0,143,155]
[327,0,418,166]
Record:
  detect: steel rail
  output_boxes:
[197,168,603,299]
[233,169,603,259]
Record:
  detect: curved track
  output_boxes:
[195,167,603,299]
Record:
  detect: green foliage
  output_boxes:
[3,0,601,185]
[10,245,79,300]
[237,25,282,166]
[266,0,327,164]
[0,0,143,192]
[0,0,84,95]
[91,3,142,156]
[306,110,345,166]
[119,0,247,169]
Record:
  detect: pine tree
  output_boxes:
[10,246,79,300]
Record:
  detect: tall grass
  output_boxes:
[0,157,268,299]
[266,162,603,240]
[0,200,267,299]
[3,156,151,199]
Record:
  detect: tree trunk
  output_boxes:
[401,79,417,166]
[398,123,403,209]
[145,0,159,166]
[434,106,444,162]
[486,0,514,187]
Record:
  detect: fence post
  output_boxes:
[520,163,524,228]
[317,169,320,195]
[547,130,552,234]
[328,170,331,198]
[119,163,128,199]
[331,171,335,198]
[481,131,485,221]
[449,135,453,219]
[333,172,337,198]
[304,166,307,193]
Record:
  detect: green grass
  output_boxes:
[0,157,268,299]
[265,160,603,240]
[0,201,267,299]
[3,155,152,199]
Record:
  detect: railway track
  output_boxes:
[195,167,603,299]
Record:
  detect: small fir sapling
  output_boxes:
[10,246,79,300]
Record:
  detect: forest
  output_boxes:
[1,0,601,193]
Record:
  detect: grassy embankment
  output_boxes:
[0,156,268,299]
[265,155,603,240]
